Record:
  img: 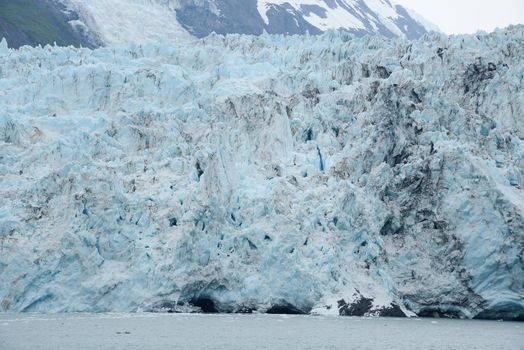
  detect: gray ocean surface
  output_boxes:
[0,313,523,350]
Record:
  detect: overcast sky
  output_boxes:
[395,0,524,34]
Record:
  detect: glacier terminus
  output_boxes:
[0,25,523,321]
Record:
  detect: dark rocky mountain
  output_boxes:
[0,0,100,48]
[176,0,434,38]
[0,0,438,48]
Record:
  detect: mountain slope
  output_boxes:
[0,26,523,319]
[0,0,100,49]
[1,0,438,48]
[255,0,431,38]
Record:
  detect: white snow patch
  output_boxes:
[257,0,366,30]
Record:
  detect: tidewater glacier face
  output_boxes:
[0,27,523,319]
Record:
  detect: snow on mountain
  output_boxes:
[1,26,523,319]
[257,0,367,29]
[256,0,427,38]
[1,0,439,48]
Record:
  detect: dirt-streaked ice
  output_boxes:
[0,26,523,319]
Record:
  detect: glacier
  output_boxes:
[61,0,435,44]
[0,26,523,320]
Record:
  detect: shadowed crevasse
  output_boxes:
[0,27,522,321]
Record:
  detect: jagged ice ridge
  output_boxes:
[0,26,523,320]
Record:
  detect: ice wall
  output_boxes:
[0,27,523,319]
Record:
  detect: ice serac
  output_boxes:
[0,26,523,320]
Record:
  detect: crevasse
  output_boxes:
[0,27,523,319]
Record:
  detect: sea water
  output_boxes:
[0,313,522,350]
